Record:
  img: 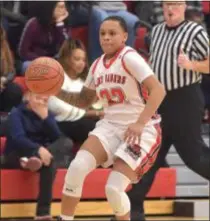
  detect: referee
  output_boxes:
[127,1,210,220]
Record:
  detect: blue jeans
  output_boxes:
[21,61,32,75]
[89,6,139,63]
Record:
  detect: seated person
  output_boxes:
[18,0,69,74]
[2,91,73,220]
[48,39,104,145]
[0,24,23,112]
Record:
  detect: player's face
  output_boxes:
[163,1,186,27]
[68,48,86,77]
[99,20,128,56]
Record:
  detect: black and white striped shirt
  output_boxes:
[150,21,209,91]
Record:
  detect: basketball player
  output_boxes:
[57,16,166,220]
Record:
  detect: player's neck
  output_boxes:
[104,45,125,60]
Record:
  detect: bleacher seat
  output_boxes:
[135,27,149,59]
[0,168,176,201]
[202,1,210,14]
[71,26,88,51]
[0,133,176,218]
[0,136,176,200]
[14,76,27,92]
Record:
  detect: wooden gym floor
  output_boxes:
[1,200,209,220]
[3,217,209,220]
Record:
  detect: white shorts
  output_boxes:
[89,119,161,182]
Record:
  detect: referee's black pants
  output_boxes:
[128,83,210,219]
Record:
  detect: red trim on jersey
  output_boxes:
[103,46,125,69]
[92,57,101,75]
[135,124,162,181]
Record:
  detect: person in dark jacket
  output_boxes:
[18,0,70,74]
[2,91,73,220]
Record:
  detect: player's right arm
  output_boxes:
[56,87,97,109]
[56,60,97,109]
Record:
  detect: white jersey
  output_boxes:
[85,46,161,126]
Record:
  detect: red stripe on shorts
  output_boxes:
[135,124,162,181]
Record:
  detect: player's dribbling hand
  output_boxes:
[178,49,193,71]
[124,122,144,146]
[38,147,53,166]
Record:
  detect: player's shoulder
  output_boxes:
[121,46,142,62]
[121,46,138,58]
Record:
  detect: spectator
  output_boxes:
[0,24,23,112]
[18,0,69,74]
[48,39,103,144]
[88,2,139,62]
[1,1,29,55]
[2,91,73,220]
[151,1,204,25]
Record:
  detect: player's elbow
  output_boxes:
[160,84,166,97]
[156,83,166,101]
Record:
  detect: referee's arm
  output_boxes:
[190,56,210,74]
[178,29,210,74]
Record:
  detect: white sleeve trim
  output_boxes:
[56,22,64,27]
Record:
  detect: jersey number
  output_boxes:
[99,88,126,105]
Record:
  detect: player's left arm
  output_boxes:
[123,52,166,125]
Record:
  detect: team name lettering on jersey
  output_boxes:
[95,74,126,87]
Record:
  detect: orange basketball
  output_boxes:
[25,57,64,96]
